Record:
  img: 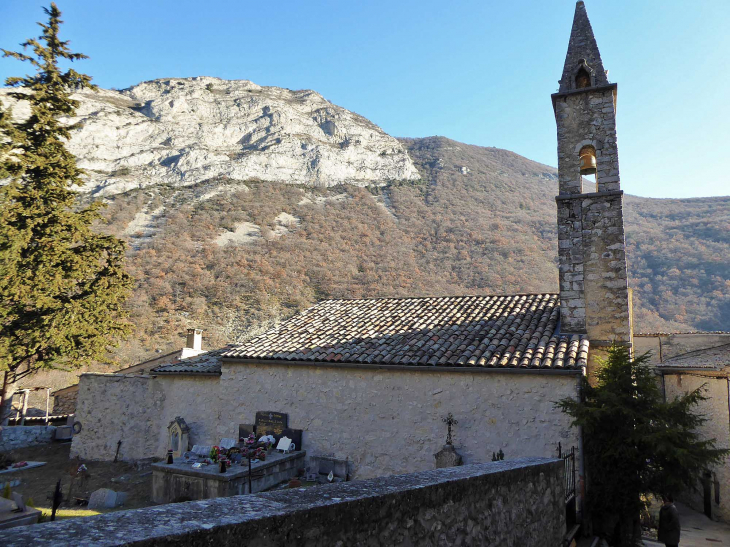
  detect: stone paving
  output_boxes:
[643,502,730,546]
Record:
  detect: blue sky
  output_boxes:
[1,0,728,199]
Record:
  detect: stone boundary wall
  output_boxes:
[52,388,78,415]
[635,333,730,364]
[0,458,566,547]
[0,426,57,453]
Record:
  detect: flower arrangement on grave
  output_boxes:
[255,447,266,461]
[244,433,256,448]
[209,446,220,462]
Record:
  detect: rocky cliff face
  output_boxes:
[0,77,419,195]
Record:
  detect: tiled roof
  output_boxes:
[221,294,588,370]
[153,347,232,375]
[658,343,730,371]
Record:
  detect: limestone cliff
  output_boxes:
[0,77,419,195]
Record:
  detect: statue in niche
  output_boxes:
[167,417,190,458]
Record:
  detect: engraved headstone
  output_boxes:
[255,411,288,437]
[219,438,237,450]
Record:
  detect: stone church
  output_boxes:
[73,3,631,484]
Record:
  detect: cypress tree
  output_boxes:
[557,346,728,546]
[0,4,133,420]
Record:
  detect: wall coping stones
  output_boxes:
[555,190,623,201]
[0,457,563,547]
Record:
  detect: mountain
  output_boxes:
[1,77,419,196]
[2,79,729,369]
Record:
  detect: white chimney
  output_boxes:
[186,328,203,351]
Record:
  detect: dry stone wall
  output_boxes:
[0,458,566,547]
[0,426,56,452]
[52,389,78,415]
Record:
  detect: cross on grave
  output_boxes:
[442,413,458,446]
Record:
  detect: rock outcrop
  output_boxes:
[0,77,419,195]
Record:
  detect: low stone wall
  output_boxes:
[0,458,565,547]
[0,426,57,453]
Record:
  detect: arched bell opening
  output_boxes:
[579,145,597,192]
[575,67,591,89]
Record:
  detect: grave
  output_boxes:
[167,417,190,458]
[0,492,41,530]
[151,450,305,503]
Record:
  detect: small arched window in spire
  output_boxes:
[575,67,591,89]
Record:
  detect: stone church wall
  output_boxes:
[72,364,581,481]
[664,373,730,523]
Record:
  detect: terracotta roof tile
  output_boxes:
[221,294,588,370]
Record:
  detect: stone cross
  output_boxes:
[442,413,458,446]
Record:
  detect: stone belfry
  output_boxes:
[552,1,633,357]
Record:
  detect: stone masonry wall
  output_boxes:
[0,458,566,547]
[71,365,581,482]
[52,389,78,415]
[215,364,581,479]
[664,373,730,523]
[71,374,167,461]
[635,333,730,364]
[0,426,57,453]
[554,87,619,194]
[557,190,631,344]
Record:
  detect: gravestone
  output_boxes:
[238,424,255,441]
[255,412,288,437]
[88,488,128,509]
[167,417,190,458]
[219,438,237,450]
[434,444,463,468]
[191,445,211,457]
[282,428,303,451]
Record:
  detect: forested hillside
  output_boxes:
[89,136,729,366]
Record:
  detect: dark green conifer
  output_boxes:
[0,4,133,419]
[557,346,727,546]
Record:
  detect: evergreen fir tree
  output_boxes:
[0,4,133,420]
[557,346,727,546]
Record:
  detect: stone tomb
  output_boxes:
[167,417,190,458]
[151,450,305,503]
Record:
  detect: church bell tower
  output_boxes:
[553,2,633,356]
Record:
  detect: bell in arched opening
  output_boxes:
[579,146,597,175]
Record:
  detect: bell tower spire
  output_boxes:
[559,1,608,93]
[552,2,633,368]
